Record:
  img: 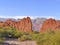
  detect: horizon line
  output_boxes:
[0,15,57,19]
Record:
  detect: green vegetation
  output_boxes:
[35,30,60,45]
[14,30,28,38]
[0,26,60,45]
[0,27,16,38]
[19,35,32,41]
[18,30,60,45]
[0,38,4,43]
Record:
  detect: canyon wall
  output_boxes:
[40,18,60,32]
[0,17,32,33]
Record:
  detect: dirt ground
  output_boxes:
[1,38,37,45]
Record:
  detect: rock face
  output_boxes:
[0,17,32,33]
[15,17,32,32]
[40,18,60,32]
[0,22,4,27]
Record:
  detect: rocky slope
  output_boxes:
[0,17,32,33]
[0,17,46,32]
[1,17,60,32]
[40,18,60,32]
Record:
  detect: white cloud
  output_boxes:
[0,15,39,19]
[0,15,55,19]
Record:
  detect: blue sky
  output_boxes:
[0,0,60,19]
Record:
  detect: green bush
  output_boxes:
[18,31,39,41]
[19,35,32,41]
[0,26,29,38]
[14,30,24,38]
[36,30,60,45]
[0,27,16,38]
[0,38,4,43]
[31,34,39,41]
[0,26,60,45]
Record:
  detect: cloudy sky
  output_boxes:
[0,0,60,19]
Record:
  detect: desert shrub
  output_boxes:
[0,26,30,38]
[19,31,40,41]
[14,30,24,38]
[29,31,39,40]
[31,34,39,41]
[19,34,32,41]
[36,30,60,45]
[0,27,16,38]
[0,38,5,43]
[14,30,29,38]
[0,26,60,45]
[6,27,16,38]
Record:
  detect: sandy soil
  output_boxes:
[1,38,37,45]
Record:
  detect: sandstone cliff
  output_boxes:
[15,17,32,32]
[40,18,60,32]
[0,17,32,33]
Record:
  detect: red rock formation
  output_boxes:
[4,19,15,27]
[15,17,32,32]
[0,17,32,33]
[40,18,60,32]
[0,22,4,27]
